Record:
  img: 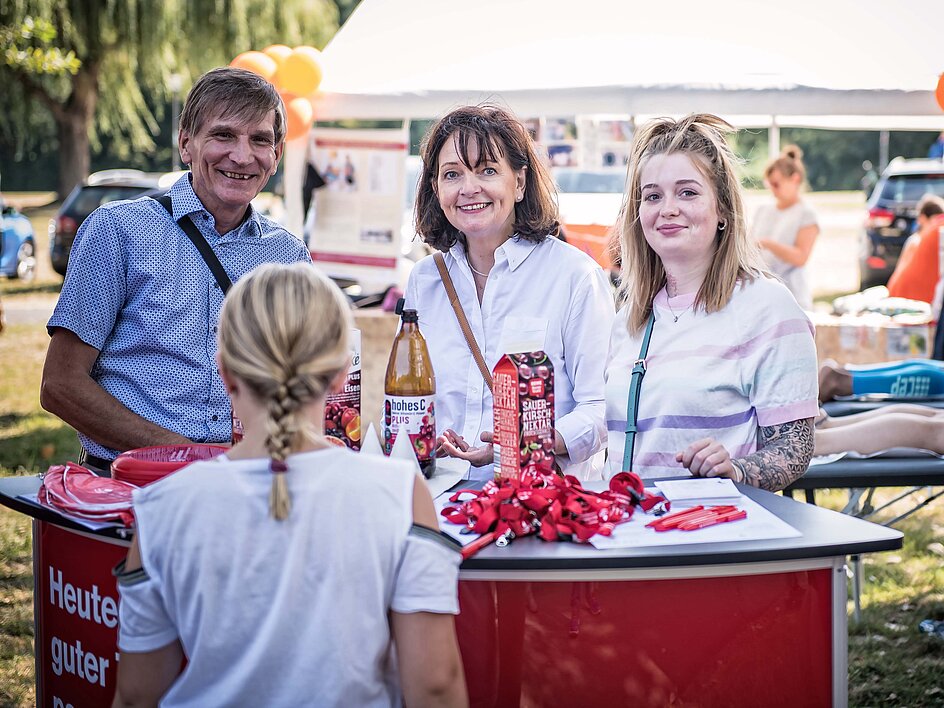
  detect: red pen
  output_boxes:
[647,505,737,531]
[645,505,704,530]
[652,508,723,532]
[678,508,747,531]
[461,530,497,559]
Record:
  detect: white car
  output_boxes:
[553,168,625,270]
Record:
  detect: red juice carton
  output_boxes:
[492,351,555,481]
[324,329,361,449]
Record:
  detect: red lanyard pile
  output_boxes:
[442,470,667,558]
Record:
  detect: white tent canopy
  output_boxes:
[314,0,944,130]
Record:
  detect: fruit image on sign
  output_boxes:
[383,396,436,478]
[324,330,362,450]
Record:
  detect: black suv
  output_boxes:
[49,170,181,276]
[859,158,944,289]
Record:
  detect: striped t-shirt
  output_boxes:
[604,276,818,480]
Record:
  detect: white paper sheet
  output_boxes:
[589,495,801,550]
[654,478,742,505]
[425,456,469,499]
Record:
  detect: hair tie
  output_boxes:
[270,459,288,474]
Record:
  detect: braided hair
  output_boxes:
[217,263,353,520]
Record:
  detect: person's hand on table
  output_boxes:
[676,438,742,482]
[436,429,494,467]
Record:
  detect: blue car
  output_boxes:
[0,199,36,281]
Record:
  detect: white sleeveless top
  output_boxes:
[117,447,461,707]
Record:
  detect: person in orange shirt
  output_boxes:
[886,194,944,303]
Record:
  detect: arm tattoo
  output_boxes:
[730,418,814,492]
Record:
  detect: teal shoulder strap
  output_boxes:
[621,311,656,473]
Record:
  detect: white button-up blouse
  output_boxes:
[404,235,615,480]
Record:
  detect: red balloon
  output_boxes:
[936,74,944,113]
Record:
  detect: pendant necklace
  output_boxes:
[466,252,490,278]
[665,295,686,323]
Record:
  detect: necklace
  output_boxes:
[466,253,490,278]
[665,295,688,323]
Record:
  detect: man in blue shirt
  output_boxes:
[41,67,312,472]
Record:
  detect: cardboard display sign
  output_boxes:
[492,351,555,481]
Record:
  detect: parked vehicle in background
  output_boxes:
[859,158,944,289]
[0,195,36,281]
[553,167,625,270]
[49,170,185,276]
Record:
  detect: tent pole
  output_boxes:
[879,130,890,171]
[768,117,780,160]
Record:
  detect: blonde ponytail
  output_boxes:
[217,262,354,521]
[269,460,291,521]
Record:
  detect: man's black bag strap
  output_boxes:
[155,195,232,293]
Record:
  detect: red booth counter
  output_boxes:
[0,476,902,708]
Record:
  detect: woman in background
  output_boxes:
[752,145,820,310]
[605,115,818,491]
[112,263,466,708]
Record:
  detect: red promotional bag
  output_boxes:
[39,462,137,526]
[111,444,227,487]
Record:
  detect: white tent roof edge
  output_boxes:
[312,86,941,130]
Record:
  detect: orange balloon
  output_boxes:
[282,93,314,141]
[273,46,323,97]
[263,44,293,68]
[936,74,944,113]
[230,51,277,81]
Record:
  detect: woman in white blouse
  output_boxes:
[404,105,615,480]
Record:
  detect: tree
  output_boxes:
[0,1,338,198]
[332,0,361,26]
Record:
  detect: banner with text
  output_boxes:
[310,127,409,291]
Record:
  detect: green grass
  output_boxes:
[0,507,34,707]
[0,311,73,707]
[0,322,81,475]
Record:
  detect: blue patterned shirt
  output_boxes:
[48,174,311,459]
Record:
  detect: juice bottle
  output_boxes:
[383,308,436,478]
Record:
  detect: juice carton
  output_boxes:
[492,351,555,481]
[324,329,362,449]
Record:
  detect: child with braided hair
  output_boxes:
[112,263,467,707]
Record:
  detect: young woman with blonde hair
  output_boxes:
[112,263,467,708]
[604,115,818,491]
[752,145,820,310]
